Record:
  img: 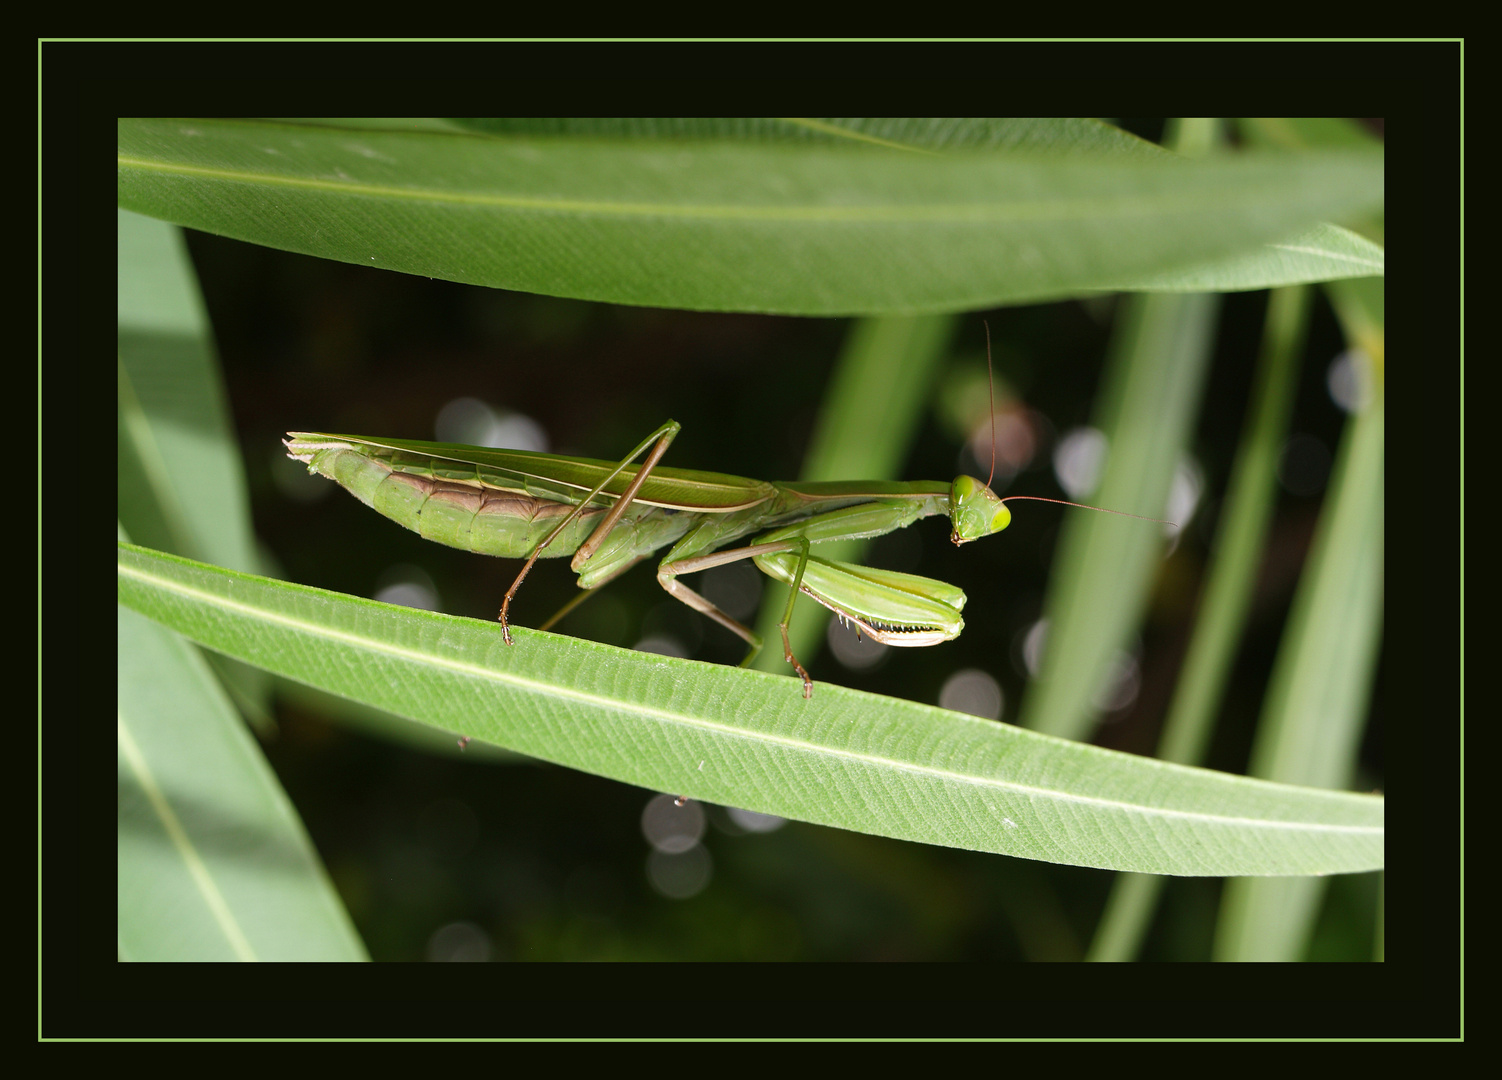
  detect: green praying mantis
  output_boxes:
[285,338,1169,698]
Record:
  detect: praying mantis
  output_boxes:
[285,338,1168,698]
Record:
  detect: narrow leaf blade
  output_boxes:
[118,542,1383,877]
[118,118,1385,315]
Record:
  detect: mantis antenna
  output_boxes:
[980,318,1178,531]
[999,494,1178,529]
[983,319,998,491]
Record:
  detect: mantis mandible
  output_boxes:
[285,335,1168,697]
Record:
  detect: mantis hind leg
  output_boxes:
[535,554,647,633]
[657,536,815,698]
[499,420,680,642]
[655,573,764,667]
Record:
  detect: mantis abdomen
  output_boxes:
[297,440,693,567]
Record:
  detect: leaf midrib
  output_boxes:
[117,154,1345,225]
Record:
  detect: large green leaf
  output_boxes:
[1097,222,1383,292]
[118,208,271,727]
[447,117,1166,153]
[117,118,1384,315]
[118,598,367,961]
[117,209,257,574]
[118,542,1383,878]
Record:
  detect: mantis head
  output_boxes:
[949,475,1011,545]
[949,474,1179,547]
[947,322,1177,548]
